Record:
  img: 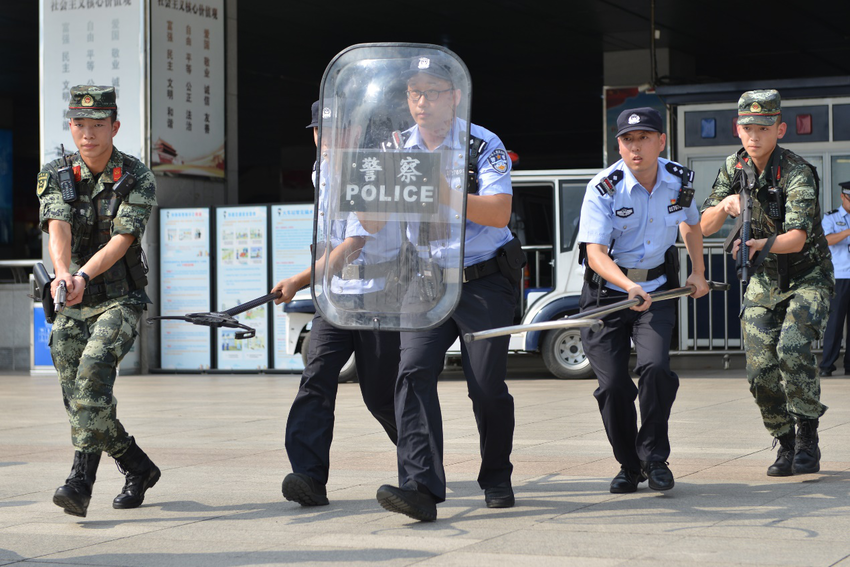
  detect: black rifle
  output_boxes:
[723,150,757,285]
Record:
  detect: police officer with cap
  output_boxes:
[273,100,401,507]
[819,180,850,377]
[375,55,522,522]
[38,85,159,517]
[701,89,833,477]
[578,107,708,494]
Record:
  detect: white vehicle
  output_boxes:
[282,169,599,381]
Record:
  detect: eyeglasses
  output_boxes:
[405,88,452,102]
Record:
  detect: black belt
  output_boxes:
[585,263,666,284]
[463,257,500,283]
[617,264,666,282]
[339,260,397,280]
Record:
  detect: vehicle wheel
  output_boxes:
[300,330,359,384]
[338,353,358,383]
[541,327,594,379]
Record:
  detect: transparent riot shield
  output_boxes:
[313,43,472,331]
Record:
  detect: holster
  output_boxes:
[33,262,57,324]
[664,246,680,288]
[496,236,526,287]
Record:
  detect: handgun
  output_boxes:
[54,280,67,315]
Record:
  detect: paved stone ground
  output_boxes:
[2,360,850,566]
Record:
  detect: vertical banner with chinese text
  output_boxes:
[215,207,269,370]
[159,207,212,370]
[150,0,225,178]
[271,204,314,371]
[40,0,145,164]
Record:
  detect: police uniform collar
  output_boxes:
[619,157,676,193]
[404,117,466,151]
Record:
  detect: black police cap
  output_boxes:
[616,107,663,137]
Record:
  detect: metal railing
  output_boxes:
[0,260,39,284]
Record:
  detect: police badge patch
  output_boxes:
[37,172,49,196]
[615,207,634,218]
[487,149,509,174]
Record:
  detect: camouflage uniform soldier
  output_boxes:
[701,90,834,477]
[38,86,160,517]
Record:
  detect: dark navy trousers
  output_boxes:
[820,278,850,373]
[579,283,679,472]
[395,271,517,502]
[285,314,400,486]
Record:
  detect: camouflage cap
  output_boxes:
[66,85,117,120]
[737,89,781,126]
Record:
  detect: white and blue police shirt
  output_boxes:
[316,159,404,294]
[314,160,375,293]
[823,206,850,279]
[402,118,513,267]
[330,218,403,294]
[577,157,700,293]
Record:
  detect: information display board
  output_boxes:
[270,204,314,370]
[150,0,226,178]
[215,206,269,369]
[40,0,145,163]
[159,208,212,369]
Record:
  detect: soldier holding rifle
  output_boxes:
[700,90,833,477]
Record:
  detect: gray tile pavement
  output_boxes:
[2,363,850,566]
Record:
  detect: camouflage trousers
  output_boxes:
[50,303,142,456]
[742,281,830,437]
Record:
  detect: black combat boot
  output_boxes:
[53,451,102,517]
[793,419,821,475]
[766,432,795,477]
[112,438,161,509]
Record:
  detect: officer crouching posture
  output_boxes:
[819,181,850,377]
[273,101,400,507]
[578,107,709,494]
[376,55,523,522]
[37,86,159,517]
[701,90,834,477]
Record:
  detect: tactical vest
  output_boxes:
[64,154,148,306]
[734,148,829,284]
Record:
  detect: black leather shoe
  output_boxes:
[641,461,674,491]
[282,473,329,506]
[484,482,515,508]
[610,467,646,494]
[819,368,833,377]
[376,484,437,522]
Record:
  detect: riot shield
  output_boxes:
[313,43,472,331]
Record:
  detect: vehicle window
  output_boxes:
[511,183,555,290]
[559,182,585,252]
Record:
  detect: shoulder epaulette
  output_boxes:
[827,208,839,215]
[594,169,623,197]
[665,161,695,187]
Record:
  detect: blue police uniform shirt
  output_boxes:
[578,157,700,293]
[403,118,513,267]
[822,206,850,279]
[315,160,396,294]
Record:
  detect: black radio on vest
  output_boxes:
[57,144,77,203]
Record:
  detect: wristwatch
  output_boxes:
[73,271,90,286]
